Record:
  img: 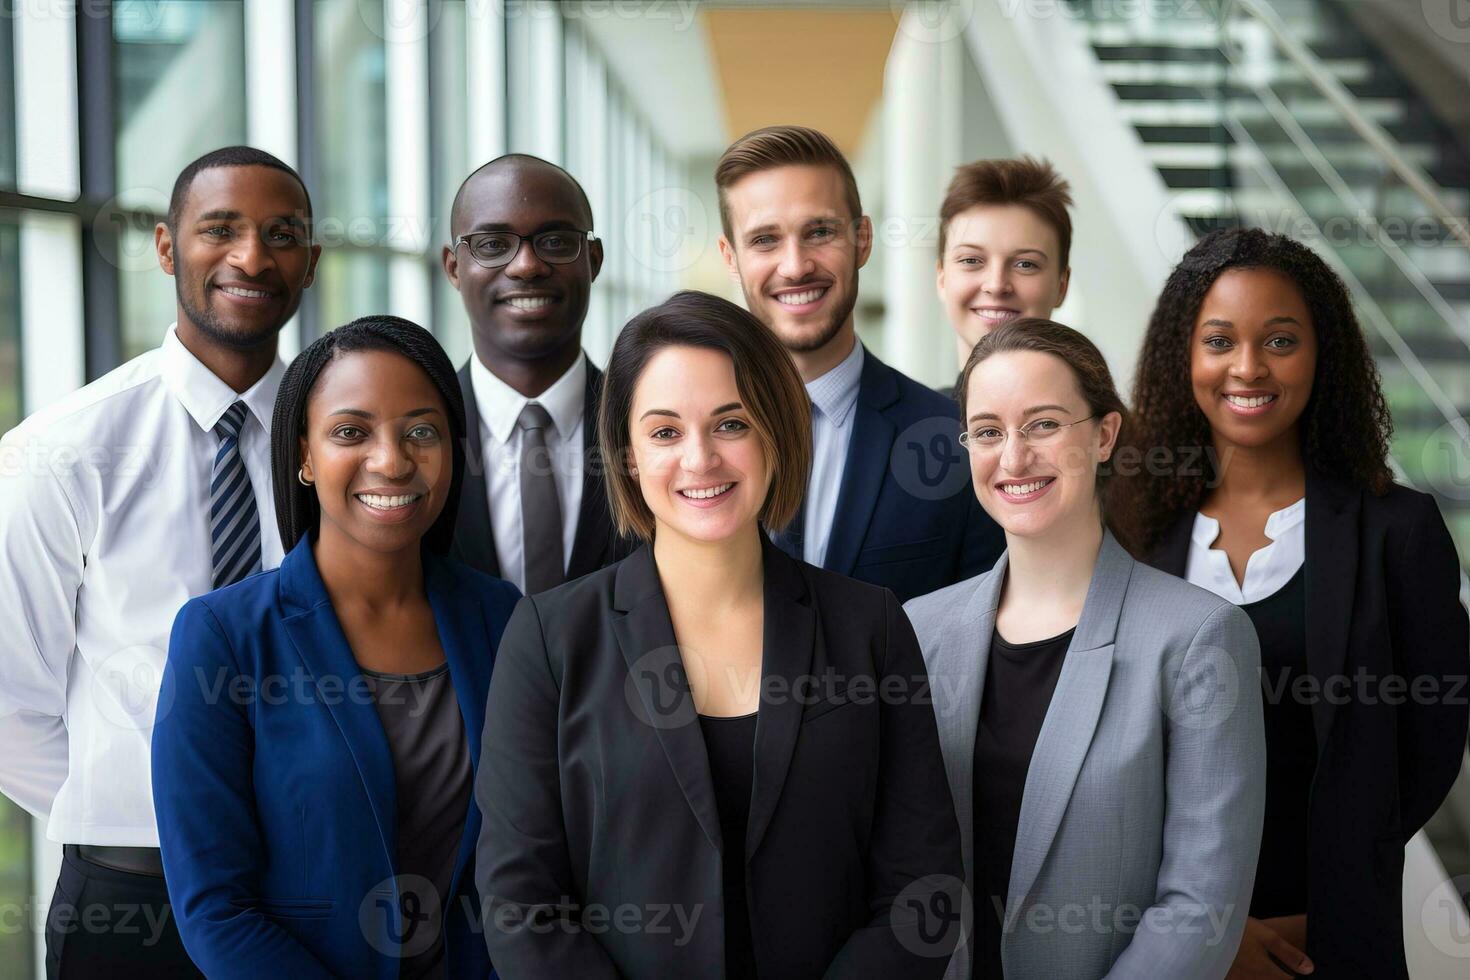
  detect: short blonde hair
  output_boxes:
[599,291,812,541]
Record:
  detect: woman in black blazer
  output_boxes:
[1111,228,1469,979]
[475,290,964,979]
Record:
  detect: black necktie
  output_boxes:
[518,403,565,593]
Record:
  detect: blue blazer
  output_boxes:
[809,350,1003,601]
[152,536,520,980]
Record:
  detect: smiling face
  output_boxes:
[964,349,1119,540]
[628,345,772,547]
[937,203,1068,350]
[1190,267,1317,453]
[299,348,453,557]
[718,164,872,359]
[157,164,319,349]
[444,160,603,368]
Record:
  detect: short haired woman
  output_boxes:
[153,316,521,979]
[475,290,964,978]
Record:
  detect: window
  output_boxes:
[114,0,247,359]
[114,1,246,208]
[430,0,471,367]
[0,213,28,976]
[0,9,16,190]
[312,0,390,333]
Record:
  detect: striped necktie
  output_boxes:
[210,401,262,588]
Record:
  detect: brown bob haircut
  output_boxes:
[599,290,813,541]
[956,317,1127,497]
[714,125,864,242]
[938,156,1074,267]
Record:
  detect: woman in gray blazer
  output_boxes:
[905,318,1267,980]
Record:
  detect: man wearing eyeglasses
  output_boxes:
[442,154,630,594]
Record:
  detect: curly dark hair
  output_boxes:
[1109,227,1393,556]
[270,315,467,554]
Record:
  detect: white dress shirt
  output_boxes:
[801,339,865,567]
[469,353,585,593]
[0,324,284,845]
[1185,497,1306,604]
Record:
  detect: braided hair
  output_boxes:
[270,316,467,554]
[1109,228,1393,556]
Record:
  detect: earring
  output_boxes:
[298,467,313,486]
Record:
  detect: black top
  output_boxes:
[475,537,965,979]
[1144,477,1468,979]
[699,712,759,980]
[973,626,1074,978]
[361,663,471,980]
[1241,565,1314,918]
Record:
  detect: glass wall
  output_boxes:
[431,0,471,366]
[0,216,27,977]
[312,0,390,334]
[0,9,15,190]
[114,0,247,359]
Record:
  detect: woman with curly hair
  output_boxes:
[1111,228,1468,980]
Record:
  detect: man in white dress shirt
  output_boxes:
[0,146,319,977]
[442,154,630,592]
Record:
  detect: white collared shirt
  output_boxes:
[0,324,284,845]
[469,353,585,593]
[1185,498,1306,604]
[802,339,865,567]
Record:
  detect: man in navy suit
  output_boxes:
[716,126,1002,601]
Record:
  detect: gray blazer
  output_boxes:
[904,531,1266,980]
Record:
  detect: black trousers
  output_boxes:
[44,846,202,979]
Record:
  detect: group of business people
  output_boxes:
[0,123,1465,980]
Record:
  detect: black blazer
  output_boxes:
[1146,469,1469,979]
[452,358,632,581]
[475,537,965,978]
[805,350,1002,602]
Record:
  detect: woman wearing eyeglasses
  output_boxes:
[905,318,1266,980]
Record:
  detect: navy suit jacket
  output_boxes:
[152,536,520,980]
[799,350,1003,601]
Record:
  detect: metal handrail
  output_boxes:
[1223,0,1470,254]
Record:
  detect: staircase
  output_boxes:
[1067,0,1470,560]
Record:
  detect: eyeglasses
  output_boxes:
[452,230,595,269]
[958,413,1098,451]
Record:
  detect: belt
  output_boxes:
[69,843,166,877]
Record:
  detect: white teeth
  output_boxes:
[505,296,553,311]
[219,285,271,299]
[356,493,422,510]
[1225,394,1276,408]
[775,288,827,306]
[975,309,1018,322]
[679,483,733,500]
[1000,480,1051,496]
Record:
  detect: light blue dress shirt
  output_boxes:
[801,339,865,567]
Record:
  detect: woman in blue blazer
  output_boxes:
[152,316,520,979]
